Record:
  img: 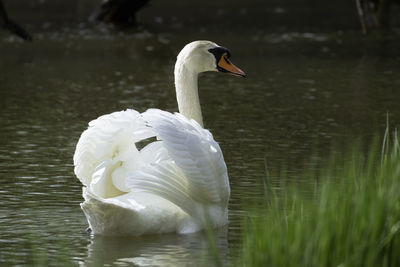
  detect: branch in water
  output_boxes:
[89,0,150,24]
[0,0,32,41]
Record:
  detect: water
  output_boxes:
[1,0,400,265]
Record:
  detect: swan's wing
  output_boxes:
[73,109,155,188]
[127,109,230,206]
[126,160,197,214]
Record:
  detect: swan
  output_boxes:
[73,40,246,236]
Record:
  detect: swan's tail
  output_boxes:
[80,187,186,236]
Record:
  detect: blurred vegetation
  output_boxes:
[237,130,400,266]
[1,0,400,39]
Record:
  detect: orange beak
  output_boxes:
[217,53,246,77]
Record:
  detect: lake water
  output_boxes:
[1,0,400,265]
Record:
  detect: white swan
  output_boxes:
[73,40,246,236]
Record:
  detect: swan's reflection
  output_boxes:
[83,227,228,266]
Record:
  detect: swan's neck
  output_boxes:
[174,63,204,127]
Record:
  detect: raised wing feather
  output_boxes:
[135,109,230,205]
[126,160,197,214]
[73,109,155,187]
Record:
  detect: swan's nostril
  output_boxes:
[223,56,231,65]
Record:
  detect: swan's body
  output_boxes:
[73,40,245,236]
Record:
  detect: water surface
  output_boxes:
[1,0,400,265]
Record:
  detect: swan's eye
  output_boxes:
[208,47,230,62]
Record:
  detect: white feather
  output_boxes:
[139,109,230,205]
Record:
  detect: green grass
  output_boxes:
[238,133,400,267]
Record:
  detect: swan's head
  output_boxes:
[176,40,246,77]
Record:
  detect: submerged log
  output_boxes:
[355,0,381,34]
[90,0,150,23]
[0,0,32,41]
[355,0,400,34]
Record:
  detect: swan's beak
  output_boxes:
[218,53,246,77]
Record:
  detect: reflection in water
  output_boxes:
[1,0,400,265]
[84,228,228,266]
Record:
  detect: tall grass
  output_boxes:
[239,133,400,266]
